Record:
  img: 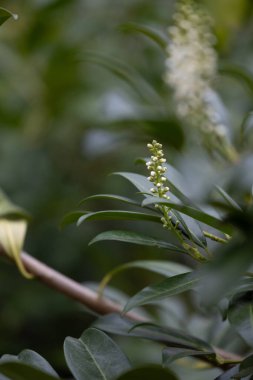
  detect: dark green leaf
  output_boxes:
[115,366,178,380]
[81,52,161,104]
[77,210,161,226]
[79,194,139,207]
[113,172,152,195]
[170,209,207,248]
[123,272,199,312]
[61,210,87,228]
[0,362,59,380]
[64,328,131,380]
[215,186,242,211]
[119,22,168,50]
[163,347,215,366]
[0,8,18,26]
[1,350,59,378]
[98,259,191,293]
[219,63,253,97]
[94,314,212,351]
[142,197,232,234]
[89,230,187,253]
[164,163,196,206]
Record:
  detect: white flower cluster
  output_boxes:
[146,140,170,199]
[165,0,228,143]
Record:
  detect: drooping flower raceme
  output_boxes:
[165,0,237,161]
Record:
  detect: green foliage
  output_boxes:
[1,0,253,379]
[64,328,131,380]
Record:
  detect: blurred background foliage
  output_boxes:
[0,0,253,377]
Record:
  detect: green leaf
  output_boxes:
[142,197,232,234]
[219,63,253,97]
[0,8,18,26]
[163,163,197,206]
[113,172,152,195]
[77,210,161,226]
[79,194,140,207]
[81,52,161,105]
[215,186,242,211]
[94,314,212,351]
[98,259,191,294]
[64,328,131,380]
[170,209,207,248]
[115,366,178,380]
[61,210,90,228]
[163,347,215,366]
[0,220,33,279]
[123,272,199,312]
[1,350,59,378]
[0,362,59,380]
[89,230,187,253]
[119,22,168,50]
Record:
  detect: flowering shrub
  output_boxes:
[1,2,253,380]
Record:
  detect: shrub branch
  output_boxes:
[0,245,243,369]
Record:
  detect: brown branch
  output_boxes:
[0,246,243,368]
[0,247,143,321]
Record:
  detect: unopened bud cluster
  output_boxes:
[165,0,232,153]
[146,140,170,200]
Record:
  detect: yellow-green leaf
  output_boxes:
[0,220,33,279]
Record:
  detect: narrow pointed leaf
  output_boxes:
[215,186,242,211]
[64,328,131,380]
[61,210,89,228]
[170,209,207,248]
[81,52,161,104]
[163,163,197,206]
[124,272,199,312]
[163,347,215,366]
[79,194,139,207]
[0,8,18,26]
[119,22,168,50]
[142,197,232,234]
[219,63,253,96]
[113,172,152,194]
[98,259,191,294]
[94,314,212,351]
[89,230,187,253]
[77,210,161,226]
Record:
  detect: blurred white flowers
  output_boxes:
[165,0,237,160]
